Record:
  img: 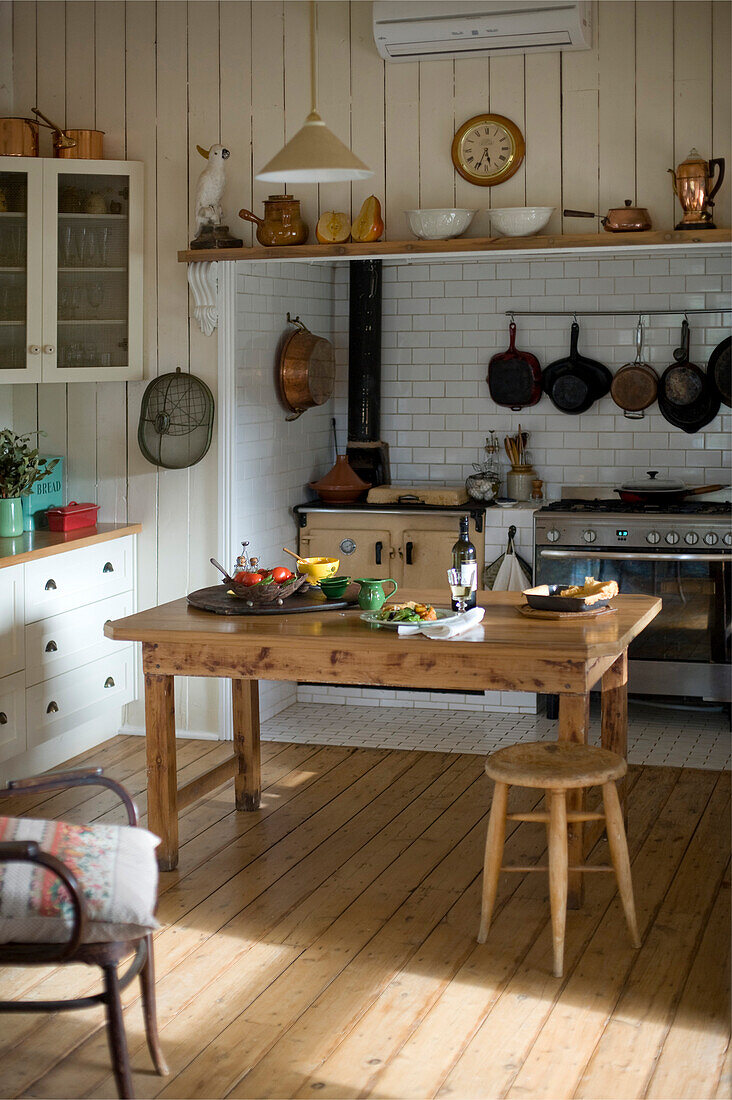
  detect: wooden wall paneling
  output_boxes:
[384,61,419,240]
[94,1,128,523]
[417,60,455,210]
[36,1,66,155]
[524,53,562,235]
[673,1,712,165]
[284,1,318,236]
[251,1,285,214]
[64,0,98,507]
[9,386,37,436]
[711,0,731,230]
[10,0,36,113]
[185,0,222,735]
[561,8,600,234]
[0,2,12,114]
[349,0,386,222]
[598,2,635,216]
[220,1,253,245]
[315,0,352,219]
[635,1,674,231]
[488,55,526,210]
[453,58,491,237]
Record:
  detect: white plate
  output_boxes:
[360,607,460,630]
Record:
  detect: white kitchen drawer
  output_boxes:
[0,671,27,764]
[26,647,134,748]
[25,591,134,687]
[0,566,24,678]
[24,536,134,623]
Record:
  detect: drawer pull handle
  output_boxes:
[405,540,414,565]
[46,701,59,714]
[0,712,7,725]
[375,540,382,566]
[45,640,58,653]
[104,676,115,689]
[103,562,114,573]
[45,579,57,591]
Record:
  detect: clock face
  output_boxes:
[452,114,525,187]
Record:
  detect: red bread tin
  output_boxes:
[46,501,100,532]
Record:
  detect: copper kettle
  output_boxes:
[563,200,652,232]
[669,149,725,229]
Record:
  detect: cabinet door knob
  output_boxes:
[45,640,58,652]
[45,578,57,590]
[28,345,41,355]
[46,701,59,714]
[103,562,114,573]
[43,344,55,355]
[104,676,115,689]
[0,712,7,725]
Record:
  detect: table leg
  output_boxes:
[144,672,178,872]
[232,679,261,810]
[601,651,628,824]
[558,691,590,909]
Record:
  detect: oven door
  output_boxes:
[536,547,731,699]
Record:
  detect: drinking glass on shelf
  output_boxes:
[59,225,75,267]
[74,226,88,267]
[2,225,25,267]
[447,568,471,614]
[87,282,104,313]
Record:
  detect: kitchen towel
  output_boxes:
[397,606,486,640]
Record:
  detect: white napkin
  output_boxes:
[397,606,486,640]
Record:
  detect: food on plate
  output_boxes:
[351,195,384,242]
[376,601,437,623]
[316,211,351,243]
[559,577,619,604]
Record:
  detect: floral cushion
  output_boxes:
[0,816,159,944]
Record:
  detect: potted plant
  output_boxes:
[0,430,59,537]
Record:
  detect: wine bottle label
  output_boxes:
[460,562,478,592]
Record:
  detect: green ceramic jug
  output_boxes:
[355,577,398,611]
[0,498,23,537]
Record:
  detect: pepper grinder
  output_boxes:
[531,478,544,502]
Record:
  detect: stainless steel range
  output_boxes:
[535,499,732,701]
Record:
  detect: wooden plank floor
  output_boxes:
[0,735,729,1100]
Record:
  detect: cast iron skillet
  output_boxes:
[709,335,731,407]
[487,320,542,411]
[542,322,612,413]
[658,319,721,433]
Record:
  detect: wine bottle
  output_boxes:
[451,515,477,611]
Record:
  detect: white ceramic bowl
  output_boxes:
[488,206,555,237]
[405,208,476,240]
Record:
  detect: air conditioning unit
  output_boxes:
[373,1,592,62]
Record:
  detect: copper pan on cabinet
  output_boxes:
[0,118,39,156]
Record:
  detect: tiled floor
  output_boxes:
[263,697,731,771]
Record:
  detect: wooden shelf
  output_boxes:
[178,228,732,264]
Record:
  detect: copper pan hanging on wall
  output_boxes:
[279,313,335,421]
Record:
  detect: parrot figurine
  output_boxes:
[189,143,242,250]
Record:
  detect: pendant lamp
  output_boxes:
[255,1,373,184]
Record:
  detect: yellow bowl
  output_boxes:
[296,556,340,583]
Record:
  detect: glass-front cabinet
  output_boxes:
[0,157,142,383]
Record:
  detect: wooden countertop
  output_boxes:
[106,589,661,663]
[0,523,142,569]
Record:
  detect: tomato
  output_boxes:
[234,571,262,587]
[271,566,294,584]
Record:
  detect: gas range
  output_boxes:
[536,499,732,551]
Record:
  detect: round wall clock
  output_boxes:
[451,113,525,187]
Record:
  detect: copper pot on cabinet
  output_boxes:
[239,195,308,246]
[669,149,725,229]
[0,118,39,156]
[31,107,104,159]
[563,200,652,232]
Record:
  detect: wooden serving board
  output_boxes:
[187,584,360,616]
[516,603,617,621]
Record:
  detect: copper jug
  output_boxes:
[669,149,725,229]
[238,194,308,246]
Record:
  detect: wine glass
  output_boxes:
[447,567,471,614]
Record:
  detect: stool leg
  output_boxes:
[547,788,568,978]
[478,781,508,943]
[602,780,641,949]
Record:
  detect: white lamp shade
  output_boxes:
[256,111,373,183]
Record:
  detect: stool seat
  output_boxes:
[485,741,626,789]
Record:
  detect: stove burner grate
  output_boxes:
[539,498,731,517]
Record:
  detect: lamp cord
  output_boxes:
[310,0,318,115]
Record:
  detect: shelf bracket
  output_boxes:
[188,261,218,335]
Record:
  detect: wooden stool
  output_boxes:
[478,741,641,978]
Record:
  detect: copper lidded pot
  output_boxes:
[669,149,725,229]
[563,200,652,232]
[239,194,308,247]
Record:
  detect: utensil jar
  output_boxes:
[506,464,536,502]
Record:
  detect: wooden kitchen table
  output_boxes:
[105,590,660,904]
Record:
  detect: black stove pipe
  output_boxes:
[348,260,382,443]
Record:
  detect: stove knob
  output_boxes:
[665,531,679,545]
[684,532,699,545]
[546,528,561,543]
[704,532,719,546]
[646,530,661,545]
[582,529,597,544]
[724,533,732,546]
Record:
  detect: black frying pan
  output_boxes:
[542,322,612,413]
[658,319,721,432]
[709,335,731,407]
[487,321,542,410]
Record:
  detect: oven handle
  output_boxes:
[539,550,732,563]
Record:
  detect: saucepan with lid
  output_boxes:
[615,471,724,505]
[563,200,652,232]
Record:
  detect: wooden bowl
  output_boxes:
[224,573,308,603]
